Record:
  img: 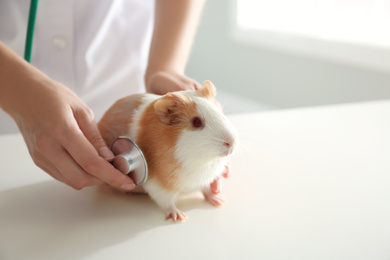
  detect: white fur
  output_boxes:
[129,94,160,140]
[173,90,238,191]
[143,180,178,209]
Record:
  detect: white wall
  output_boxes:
[186,0,390,112]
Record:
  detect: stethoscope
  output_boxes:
[24,0,38,62]
[25,0,148,186]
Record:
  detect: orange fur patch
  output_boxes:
[98,94,144,147]
[136,95,199,191]
[154,93,198,129]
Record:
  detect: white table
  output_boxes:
[1,100,390,260]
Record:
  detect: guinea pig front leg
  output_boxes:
[203,187,226,207]
[165,205,188,223]
[144,182,187,223]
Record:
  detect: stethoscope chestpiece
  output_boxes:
[110,136,148,186]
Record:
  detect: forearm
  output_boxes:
[0,41,50,115]
[145,0,205,83]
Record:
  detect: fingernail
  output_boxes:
[120,183,136,191]
[98,147,115,161]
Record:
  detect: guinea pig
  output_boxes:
[98,80,238,222]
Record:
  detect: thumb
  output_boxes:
[74,108,115,161]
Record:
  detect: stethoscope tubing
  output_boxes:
[24,0,39,63]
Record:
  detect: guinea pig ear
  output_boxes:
[154,93,191,125]
[199,80,217,100]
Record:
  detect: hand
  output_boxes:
[145,71,202,94]
[5,78,136,191]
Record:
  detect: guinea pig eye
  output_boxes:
[191,116,204,129]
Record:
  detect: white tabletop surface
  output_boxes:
[1,100,390,260]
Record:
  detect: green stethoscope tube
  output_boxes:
[24,0,39,63]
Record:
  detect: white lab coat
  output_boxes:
[0,0,154,134]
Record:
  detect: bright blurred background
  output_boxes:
[186,0,390,114]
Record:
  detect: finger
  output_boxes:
[73,108,115,161]
[62,124,136,190]
[41,158,102,189]
[181,77,199,91]
[147,72,181,94]
[57,149,104,188]
[29,127,104,189]
[44,146,104,189]
[148,72,195,94]
[192,80,202,90]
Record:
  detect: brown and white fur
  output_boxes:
[98,81,238,222]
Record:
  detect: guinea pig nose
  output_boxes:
[223,138,236,149]
[222,133,236,154]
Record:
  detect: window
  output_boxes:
[231,0,390,71]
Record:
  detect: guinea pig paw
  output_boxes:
[203,191,226,207]
[165,208,188,223]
